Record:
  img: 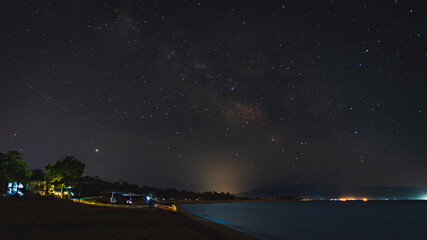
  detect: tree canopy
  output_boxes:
[44,156,85,182]
[0,151,32,194]
[0,151,32,183]
[30,169,45,181]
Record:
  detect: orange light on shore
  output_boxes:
[362,198,368,202]
[338,198,347,202]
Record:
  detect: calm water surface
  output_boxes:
[179,201,427,240]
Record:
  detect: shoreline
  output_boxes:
[79,198,260,239]
[0,196,258,239]
[178,206,260,240]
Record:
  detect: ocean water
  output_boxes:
[179,201,427,240]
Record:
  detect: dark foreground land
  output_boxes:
[0,196,257,240]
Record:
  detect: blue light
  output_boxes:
[146,196,151,201]
[7,182,24,197]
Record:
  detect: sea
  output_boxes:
[179,201,427,240]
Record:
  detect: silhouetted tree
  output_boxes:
[31,169,45,181]
[44,156,85,182]
[0,151,31,195]
[30,169,46,194]
[44,156,85,195]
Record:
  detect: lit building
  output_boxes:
[7,182,25,196]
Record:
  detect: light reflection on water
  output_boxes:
[180,201,427,240]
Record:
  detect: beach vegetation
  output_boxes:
[0,151,32,195]
[44,156,85,195]
[44,156,85,183]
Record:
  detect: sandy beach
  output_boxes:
[0,196,257,240]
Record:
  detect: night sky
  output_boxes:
[1,0,425,194]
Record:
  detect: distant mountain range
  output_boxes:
[238,184,427,200]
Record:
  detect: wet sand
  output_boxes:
[0,196,258,240]
[179,209,259,240]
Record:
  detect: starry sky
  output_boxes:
[0,0,425,194]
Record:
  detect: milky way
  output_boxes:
[0,1,425,193]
